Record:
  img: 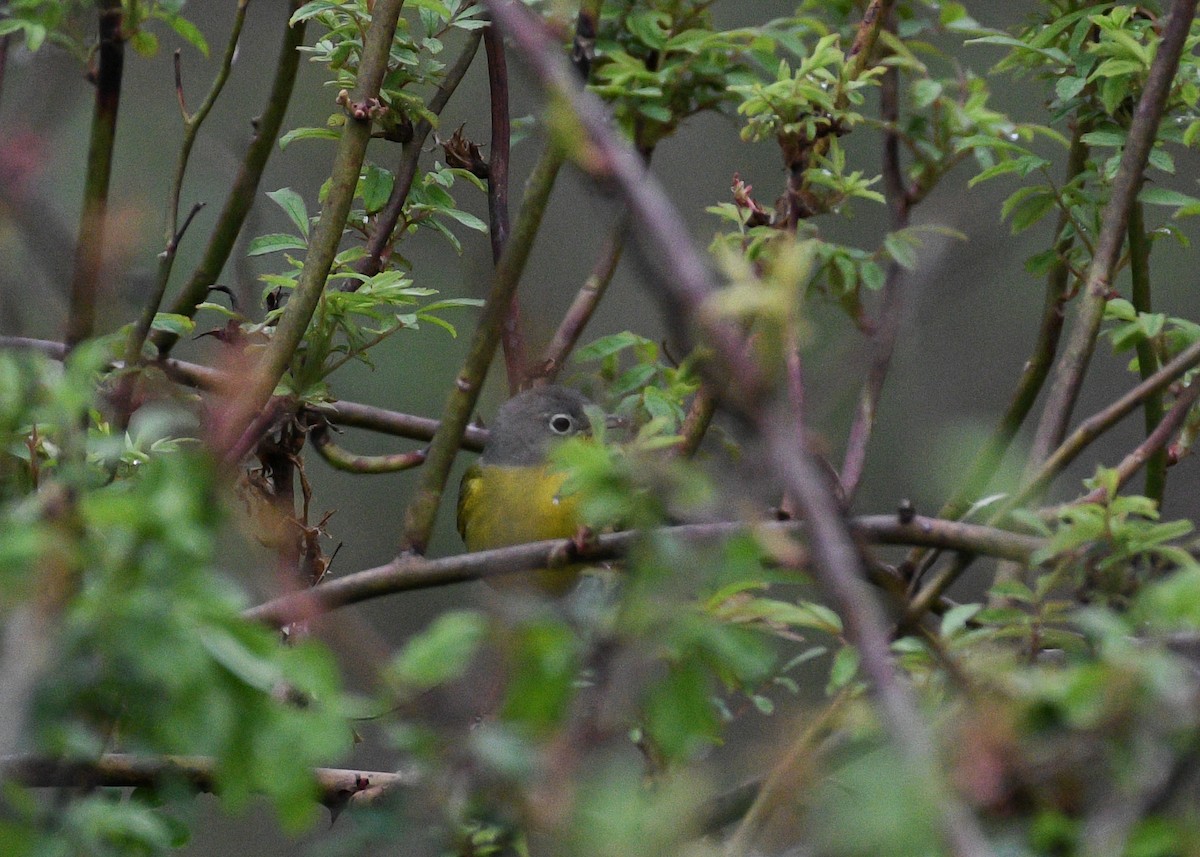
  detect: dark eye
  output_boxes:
[549,413,575,435]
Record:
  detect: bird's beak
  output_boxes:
[604,414,628,430]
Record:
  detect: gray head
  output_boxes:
[480,386,593,466]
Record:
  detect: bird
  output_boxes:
[457,385,597,593]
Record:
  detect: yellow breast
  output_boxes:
[457,463,584,593]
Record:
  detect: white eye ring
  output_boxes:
[549,413,575,435]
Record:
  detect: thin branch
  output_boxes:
[1071,379,1200,506]
[157,2,308,353]
[355,28,483,281]
[397,143,565,555]
[484,18,526,392]
[311,422,427,473]
[1127,200,1165,502]
[840,36,908,501]
[315,400,488,450]
[208,0,408,459]
[1010,336,1200,512]
[246,514,1045,627]
[0,753,413,809]
[66,0,125,348]
[534,213,628,385]
[1025,0,1197,467]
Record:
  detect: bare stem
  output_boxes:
[535,214,628,385]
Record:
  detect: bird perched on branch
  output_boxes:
[457,385,601,594]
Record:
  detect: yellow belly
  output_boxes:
[457,463,584,594]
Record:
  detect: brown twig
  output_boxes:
[310,422,427,473]
[66,1,125,348]
[1071,379,1200,506]
[534,214,628,385]
[246,514,1044,627]
[0,753,413,809]
[840,27,908,502]
[1025,0,1197,468]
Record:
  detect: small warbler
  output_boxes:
[457,385,599,593]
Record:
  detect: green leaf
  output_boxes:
[266,188,310,238]
[279,127,341,149]
[1138,187,1200,209]
[247,233,307,256]
[388,611,487,691]
[149,313,195,337]
[883,233,918,270]
[360,164,394,215]
[827,645,859,693]
[162,14,209,57]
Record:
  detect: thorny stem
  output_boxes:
[1128,200,1165,502]
[483,4,992,855]
[66,1,125,348]
[157,2,307,353]
[1025,0,1197,469]
[484,18,527,392]
[209,0,408,459]
[398,144,565,555]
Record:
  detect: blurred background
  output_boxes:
[3,1,1200,852]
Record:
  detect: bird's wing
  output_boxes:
[457,461,483,543]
